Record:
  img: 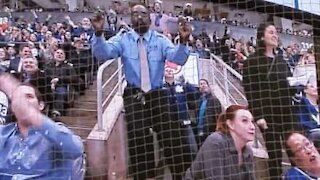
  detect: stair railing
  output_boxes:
[97,58,124,131]
[209,53,247,105]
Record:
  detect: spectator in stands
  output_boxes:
[185,105,256,179]
[39,37,60,64]
[183,3,193,17]
[293,76,319,132]
[0,73,84,179]
[14,56,51,109]
[193,38,210,59]
[298,50,315,65]
[8,44,31,73]
[150,0,177,34]
[284,132,320,179]
[195,79,222,147]
[9,26,22,42]
[230,41,248,74]
[0,48,9,70]
[66,16,94,40]
[7,44,17,60]
[69,37,91,94]
[90,4,191,179]
[242,22,300,180]
[198,28,211,48]
[45,49,79,117]
[162,64,199,179]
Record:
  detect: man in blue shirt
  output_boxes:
[90,4,191,180]
[0,73,84,179]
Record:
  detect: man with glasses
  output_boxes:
[90,4,191,180]
[284,132,320,179]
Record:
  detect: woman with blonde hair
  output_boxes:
[185,105,256,180]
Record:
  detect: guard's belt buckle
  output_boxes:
[183,120,191,125]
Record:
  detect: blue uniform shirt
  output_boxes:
[0,117,84,179]
[91,29,190,89]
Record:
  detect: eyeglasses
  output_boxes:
[132,11,149,18]
[292,141,314,154]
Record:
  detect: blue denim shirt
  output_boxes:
[91,29,190,89]
[0,117,84,179]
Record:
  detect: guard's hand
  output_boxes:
[256,118,268,130]
[178,17,191,44]
[90,10,105,33]
[51,78,59,84]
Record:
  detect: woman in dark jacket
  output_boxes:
[185,105,256,180]
[242,22,300,180]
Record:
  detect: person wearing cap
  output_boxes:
[150,0,177,34]
[162,63,199,179]
[91,4,191,180]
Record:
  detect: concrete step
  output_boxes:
[67,108,97,117]
[57,116,97,128]
[82,89,97,97]
[73,101,97,109]
[78,94,98,103]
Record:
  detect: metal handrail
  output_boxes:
[97,58,123,131]
[210,53,247,105]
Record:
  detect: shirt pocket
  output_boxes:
[147,43,163,62]
[122,48,139,61]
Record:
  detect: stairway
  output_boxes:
[58,84,98,140]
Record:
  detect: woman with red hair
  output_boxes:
[185,105,256,180]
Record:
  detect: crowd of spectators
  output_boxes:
[0,1,318,180]
[0,8,95,120]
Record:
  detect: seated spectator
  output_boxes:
[45,49,79,117]
[13,56,52,110]
[69,37,92,94]
[0,73,84,179]
[0,47,10,70]
[284,132,320,179]
[194,79,222,147]
[185,105,256,179]
[293,77,319,131]
[193,38,210,59]
[8,44,32,73]
[39,37,60,66]
[6,44,17,59]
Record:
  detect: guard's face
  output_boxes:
[154,2,162,13]
[131,5,151,35]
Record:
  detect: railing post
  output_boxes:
[117,57,122,95]
[97,63,104,131]
[223,65,230,105]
